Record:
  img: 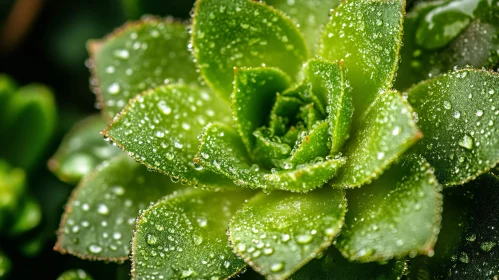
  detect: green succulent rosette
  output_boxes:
[51,0,499,279]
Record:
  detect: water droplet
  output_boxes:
[107,83,120,95]
[296,234,313,244]
[270,262,284,272]
[193,235,203,245]
[443,101,452,110]
[480,241,496,252]
[113,49,129,59]
[377,152,385,160]
[458,134,473,150]
[459,252,469,263]
[157,100,172,115]
[392,126,400,136]
[476,110,484,117]
[97,204,109,215]
[88,244,103,254]
[113,232,122,240]
[147,234,158,245]
[453,111,461,119]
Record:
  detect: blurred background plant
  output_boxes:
[0,0,196,278]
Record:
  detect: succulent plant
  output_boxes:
[0,74,57,278]
[50,0,499,279]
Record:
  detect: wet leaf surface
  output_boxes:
[320,0,404,115]
[331,91,420,188]
[336,155,442,262]
[229,188,346,279]
[408,69,499,186]
[192,0,308,98]
[55,155,183,261]
[49,115,121,184]
[264,0,340,55]
[395,0,499,90]
[132,188,252,279]
[89,18,201,119]
[405,174,499,279]
[291,246,406,280]
[103,84,236,190]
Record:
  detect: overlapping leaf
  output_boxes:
[103,85,236,189]
[229,188,346,279]
[89,18,200,119]
[265,0,341,55]
[132,189,252,279]
[396,0,499,90]
[320,0,404,115]
[55,155,183,261]
[49,115,121,183]
[405,174,499,279]
[408,69,499,186]
[291,246,407,280]
[331,91,421,188]
[336,155,442,262]
[196,123,345,192]
[192,0,308,98]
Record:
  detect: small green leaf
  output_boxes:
[289,121,330,166]
[269,95,303,136]
[414,0,478,50]
[395,1,499,90]
[89,18,200,119]
[408,69,499,186]
[336,154,442,262]
[264,0,341,55]
[56,269,94,280]
[197,123,345,192]
[9,196,41,235]
[55,155,183,261]
[0,84,56,170]
[132,189,252,279]
[291,246,407,280]
[0,250,11,279]
[331,91,421,188]
[232,67,291,154]
[49,115,121,184]
[103,84,236,190]
[320,0,404,114]
[228,188,346,279]
[192,0,308,98]
[0,161,26,220]
[305,59,353,154]
[263,158,345,192]
[405,174,499,279]
[253,128,292,168]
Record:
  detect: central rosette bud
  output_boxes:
[196,59,354,192]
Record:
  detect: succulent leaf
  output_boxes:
[405,174,499,279]
[103,85,236,189]
[228,188,346,279]
[264,0,341,55]
[408,69,499,186]
[336,154,442,262]
[132,189,252,279]
[320,0,405,115]
[192,0,308,98]
[331,90,421,188]
[55,155,183,261]
[89,18,200,119]
[49,115,121,184]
